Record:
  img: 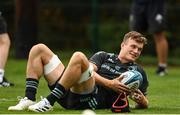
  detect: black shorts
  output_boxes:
[129,1,166,34]
[48,84,119,110]
[0,16,7,34]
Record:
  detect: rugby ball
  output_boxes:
[120,70,143,91]
[82,109,96,115]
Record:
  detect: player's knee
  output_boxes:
[72,51,86,62]
[31,43,47,53]
[0,34,10,46]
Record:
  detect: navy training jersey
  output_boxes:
[89,51,149,95]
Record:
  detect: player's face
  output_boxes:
[121,38,144,62]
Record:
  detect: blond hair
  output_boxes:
[123,31,147,45]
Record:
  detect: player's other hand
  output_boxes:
[129,89,148,108]
[110,76,131,94]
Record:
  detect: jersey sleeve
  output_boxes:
[89,51,107,70]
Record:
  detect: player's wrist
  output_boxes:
[137,95,148,108]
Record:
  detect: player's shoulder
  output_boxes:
[132,63,144,70]
[129,63,146,76]
[94,51,116,57]
[94,51,106,55]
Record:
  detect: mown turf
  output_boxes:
[0,57,180,114]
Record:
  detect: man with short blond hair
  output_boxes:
[8,31,149,112]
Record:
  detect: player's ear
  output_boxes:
[121,42,124,48]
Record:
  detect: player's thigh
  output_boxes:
[44,56,65,85]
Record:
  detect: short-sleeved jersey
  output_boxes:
[55,51,149,109]
[89,51,149,95]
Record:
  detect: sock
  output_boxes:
[0,69,4,82]
[46,83,66,106]
[25,78,39,101]
[159,64,167,68]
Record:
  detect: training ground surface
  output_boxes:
[0,58,180,114]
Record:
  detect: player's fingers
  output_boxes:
[118,75,124,82]
[118,86,131,94]
[120,83,131,90]
[134,89,142,94]
[118,89,130,94]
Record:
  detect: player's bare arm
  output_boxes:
[91,62,131,94]
[93,72,131,94]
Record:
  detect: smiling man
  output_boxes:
[8,31,149,112]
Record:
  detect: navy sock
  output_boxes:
[46,83,66,106]
[25,78,39,101]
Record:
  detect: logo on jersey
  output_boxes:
[128,66,137,71]
[108,58,114,63]
[115,66,121,71]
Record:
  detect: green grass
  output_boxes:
[0,57,180,114]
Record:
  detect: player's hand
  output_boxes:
[130,89,143,102]
[129,89,148,108]
[110,76,131,94]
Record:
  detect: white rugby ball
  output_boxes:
[120,70,143,90]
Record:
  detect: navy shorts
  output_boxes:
[0,16,7,34]
[48,83,119,110]
[129,2,166,34]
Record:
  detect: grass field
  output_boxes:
[0,55,180,114]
